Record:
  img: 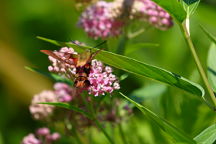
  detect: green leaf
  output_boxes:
[125,43,159,55]
[120,92,196,144]
[37,36,205,97]
[151,0,186,22]
[130,83,167,103]
[207,43,216,92]
[201,26,216,44]
[183,0,199,5]
[194,124,216,144]
[39,102,92,119]
[25,66,73,85]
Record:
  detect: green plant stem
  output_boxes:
[116,34,128,55]
[89,98,115,144]
[94,118,114,144]
[80,94,114,144]
[118,123,128,144]
[179,22,216,110]
[73,128,83,144]
[116,102,128,144]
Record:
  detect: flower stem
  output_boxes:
[81,94,114,144]
[116,34,128,55]
[118,123,128,144]
[94,118,115,144]
[89,98,115,144]
[73,128,83,144]
[179,22,216,110]
[116,102,128,144]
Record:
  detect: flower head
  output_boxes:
[78,1,124,39]
[22,134,41,144]
[54,82,74,102]
[131,0,173,30]
[29,90,57,120]
[36,127,50,136]
[88,60,120,96]
[112,0,173,30]
[48,47,77,78]
[22,128,60,144]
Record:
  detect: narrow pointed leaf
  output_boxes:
[25,66,73,85]
[120,92,196,144]
[194,124,216,144]
[151,0,186,22]
[200,26,216,44]
[39,102,92,119]
[207,43,216,92]
[37,36,205,97]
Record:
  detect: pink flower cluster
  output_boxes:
[54,82,74,102]
[48,47,77,78]
[78,0,173,38]
[132,0,173,30]
[88,60,120,96]
[78,1,124,39]
[29,91,58,120]
[46,46,120,97]
[22,127,60,144]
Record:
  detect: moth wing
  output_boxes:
[40,50,74,65]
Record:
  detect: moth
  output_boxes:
[40,41,105,88]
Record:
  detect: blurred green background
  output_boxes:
[0,0,216,143]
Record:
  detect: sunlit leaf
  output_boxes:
[25,66,73,85]
[120,92,196,144]
[207,43,216,92]
[39,102,92,119]
[37,36,205,97]
[151,0,186,22]
[194,124,216,144]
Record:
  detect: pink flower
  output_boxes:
[131,0,173,30]
[88,60,120,96]
[46,132,61,141]
[78,1,124,39]
[22,128,60,144]
[29,90,58,120]
[21,134,41,144]
[54,82,74,102]
[36,127,50,136]
[48,47,77,79]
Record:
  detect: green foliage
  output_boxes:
[194,124,216,144]
[151,0,186,22]
[207,43,216,92]
[25,66,73,85]
[120,92,196,144]
[39,102,92,119]
[37,36,205,97]
[183,0,200,5]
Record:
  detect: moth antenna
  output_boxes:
[93,41,107,48]
[88,41,107,60]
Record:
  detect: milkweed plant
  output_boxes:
[22,0,216,144]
